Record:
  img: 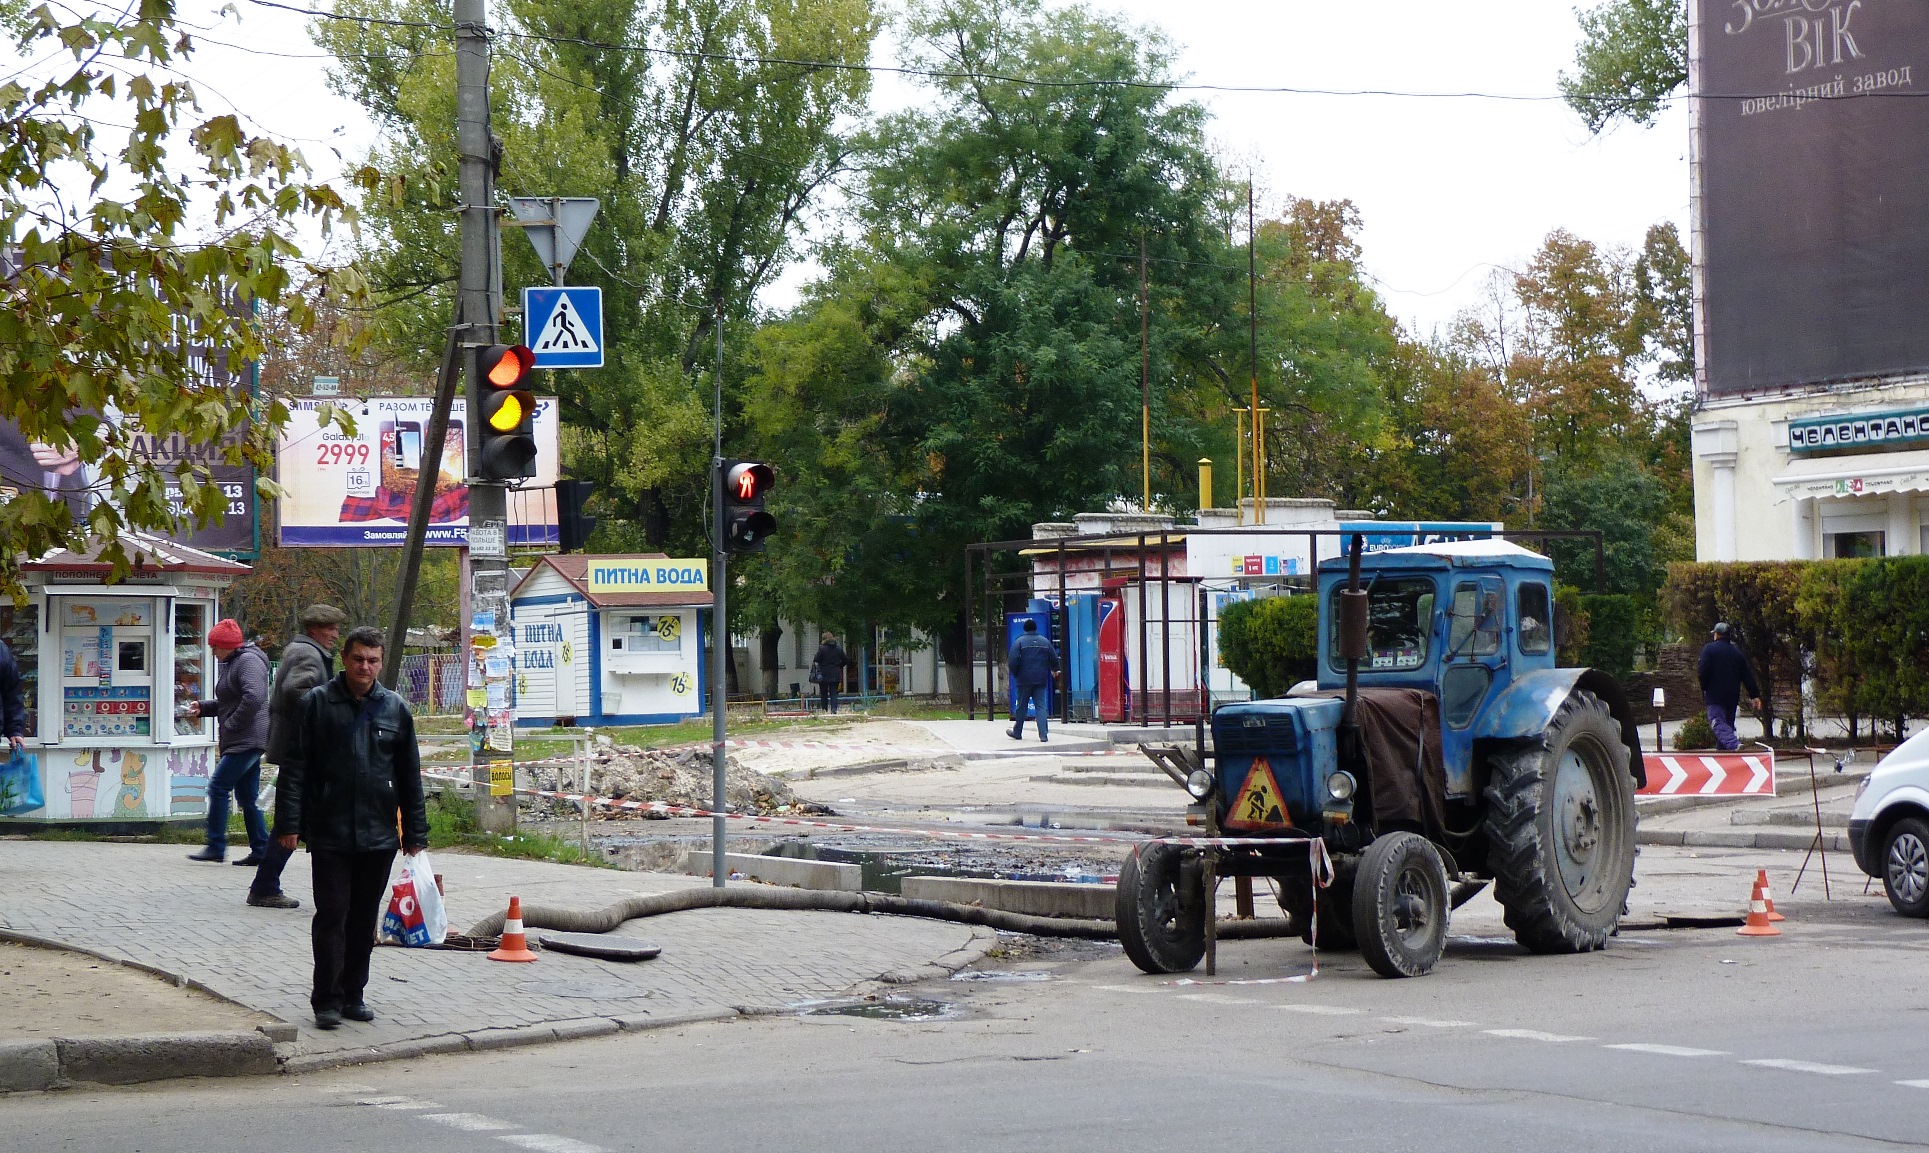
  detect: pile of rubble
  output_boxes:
[523,743,817,819]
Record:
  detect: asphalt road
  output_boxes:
[9,891,1928,1153]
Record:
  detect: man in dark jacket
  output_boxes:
[0,636,25,753]
[247,603,347,909]
[1007,618,1059,743]
[810,632,850,715]
[187,619,271,863]
[274,626,428,1030]
[1697,622,1763,751]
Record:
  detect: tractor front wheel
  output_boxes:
[1482,689,1637,953]
[1352,832,1449,978]
[1116,843,1207,974]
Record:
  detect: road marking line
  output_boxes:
[1742,1059,1877,1076]
[1177,993,1259,1005]
[496,1136,610,1153]
[1896,1080,1929,1089]
[353,1096,443,1110]
[1483,1029,1595,1043]
[1604,1044,1729,1058]
[423,1114,516,1132]
[1092,984,1163,994]
[1274,1005,1364,1016]
[1379,1016,1475,1028]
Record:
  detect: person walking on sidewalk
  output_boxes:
[1698,621,1763,751]
[810,632,850,715]
[247,603,347,910]
[273,626,428,1030]
[1006,618,1059,743]
[186,619,270,864]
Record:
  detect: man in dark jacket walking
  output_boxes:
[274,626,428,1030]
[187,619,271,863]
[247,603,347,909]
[0,635,25,754]
[1007,618,1059,743]
[810,632,850,715]
[1697,622,1763,751]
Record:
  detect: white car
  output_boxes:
[1848,733,1929,917]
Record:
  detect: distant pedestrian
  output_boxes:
[274,626,428,1030]
[0,635,25,753]
[247,603,348,910]
[186,619,271,864]
[1006,618,1059,743]
[1697,622,1763,751]
[810,632,850,714]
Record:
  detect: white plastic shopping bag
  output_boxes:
[379,851,448,947]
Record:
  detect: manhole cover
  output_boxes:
[797,996,958,1021]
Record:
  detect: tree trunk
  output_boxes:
[759,625,782,700]
[940,607,973,711]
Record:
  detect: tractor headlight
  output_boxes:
[1185,769,1216,800]
[1326,771,1357,801]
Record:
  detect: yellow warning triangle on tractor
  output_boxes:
[1224,757,1291,831]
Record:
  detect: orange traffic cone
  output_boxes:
[1756,869,1786,922]
[487,896,539,962]
[1737,877,1781,937]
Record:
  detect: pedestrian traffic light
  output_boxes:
[720,460,776,553]
[556,478,597,553]
[476,343,537,480]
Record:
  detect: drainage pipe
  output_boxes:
[466,888,1298,943]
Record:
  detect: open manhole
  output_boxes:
[797,995,958,1021]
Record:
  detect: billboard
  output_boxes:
[1698,0,1929,394]
[275,396,560,547]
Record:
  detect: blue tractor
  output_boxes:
[1116,537,1645,978]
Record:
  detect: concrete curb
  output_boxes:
[1637,827,1852,851]
[1,1030,278,1092]
[280,1009,740,1075]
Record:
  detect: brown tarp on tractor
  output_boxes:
[1324,687,1449,840]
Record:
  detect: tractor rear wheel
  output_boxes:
[1352,832,1449,978]
[1482,689,1636,954]
[1116,843,1206,974]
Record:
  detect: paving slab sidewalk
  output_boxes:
[0,841,990,1086]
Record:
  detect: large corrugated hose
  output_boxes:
[466,887,1298,942]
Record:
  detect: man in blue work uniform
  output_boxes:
[1007,618,1059,743]
[1697,622,1763,751]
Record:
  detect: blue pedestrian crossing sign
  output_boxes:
[522,286,604,369]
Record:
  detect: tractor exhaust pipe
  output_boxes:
[1337,533,1369,766]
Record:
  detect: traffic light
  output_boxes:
[720,460,776,553]
[476,343,537,480]
[556,478,597,552]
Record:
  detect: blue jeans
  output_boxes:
[1705,702,1740,751]
[206,750,268,855]
[1010,681,1050,741]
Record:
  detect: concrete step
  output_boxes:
[1730,807,1854,827]
[1026,773,1177,788]
[674,851,862,891]
[901,876,1113,919]
[1637,827,1853,852]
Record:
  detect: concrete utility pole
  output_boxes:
[455,0,515,833]
[711,304,728,887]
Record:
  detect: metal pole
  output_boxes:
[1248,179,1262,525]
[712,304,728,887]
[579,730,592,858]
[964,547,975,720]
[1137,534,1148,726]
[1196,584,1208,751]
[454,0,513,834]
[1057,540,1069,725]
[1161,531,1172,728]
[383,309,463,687]
[984,555,994,722]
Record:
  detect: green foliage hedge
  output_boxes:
[1217,594,1319,700]
[1578,593,1640,679]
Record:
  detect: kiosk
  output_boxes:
[1,534,247,826]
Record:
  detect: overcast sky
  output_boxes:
[93,0,1688,340]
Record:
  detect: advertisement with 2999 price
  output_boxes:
[275,396,559,548]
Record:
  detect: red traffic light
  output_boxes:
[725,462,773,502]
[481,344,535,389]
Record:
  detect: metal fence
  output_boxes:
[395,653,464,716]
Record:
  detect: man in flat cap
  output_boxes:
[245,604,348,909]
[1697,621,1763,752]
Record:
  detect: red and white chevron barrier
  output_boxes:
[1638,751,1774,797]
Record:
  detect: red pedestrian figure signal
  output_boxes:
[720,461,776,553]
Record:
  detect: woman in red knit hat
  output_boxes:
[186,618,273,863]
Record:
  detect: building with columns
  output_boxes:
[1693,380,1929,562]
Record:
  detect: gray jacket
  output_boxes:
[266,633,334,766]
[198,643,270,755]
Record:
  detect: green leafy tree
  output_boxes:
[1216,594,1317,699]
[0,1,366,599]
[1560,0,1686,133]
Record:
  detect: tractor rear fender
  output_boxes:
[1471,668,1645,788]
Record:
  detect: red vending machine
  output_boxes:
[1096,587,1128,722]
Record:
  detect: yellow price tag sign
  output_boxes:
[656,615,681,641]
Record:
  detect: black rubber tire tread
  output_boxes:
[1352,832,1449,979]
[1115,843,1207,974]
[1481,689,1637,954]
[1881,816,1929,918]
